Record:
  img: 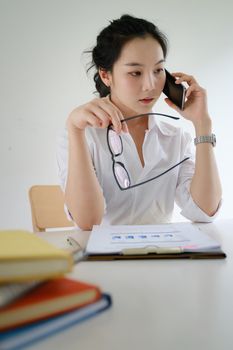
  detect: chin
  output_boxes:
[121,102,153,117]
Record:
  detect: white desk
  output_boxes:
[33,219,233,350]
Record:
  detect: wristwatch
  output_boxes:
[194,133,216,147]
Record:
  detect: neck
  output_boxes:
[127,116,148,132]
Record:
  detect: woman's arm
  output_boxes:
[65,124,105,230]
[165,73,222,217]
[190,116,222,216]
[64,97,126,230]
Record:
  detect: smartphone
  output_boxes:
[163,69,186,110]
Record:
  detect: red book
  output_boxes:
[0,277,101,331]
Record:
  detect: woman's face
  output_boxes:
[107,35,166,116]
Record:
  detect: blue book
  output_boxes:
[0,294,112,350]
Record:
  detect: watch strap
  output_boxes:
[194,134,216,147]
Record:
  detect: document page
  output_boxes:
[86,223,221,255]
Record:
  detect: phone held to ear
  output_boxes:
[163,69,186,110]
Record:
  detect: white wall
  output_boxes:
[0,0,232,230]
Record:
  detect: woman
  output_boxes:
[57,14,222,230]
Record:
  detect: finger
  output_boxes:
[89,105,111,128]
[185,83,203,98]
[85,113,103,128]
[172,72,197,85]
[121,120,129,133]
[99,98,123,134]
[99,96,128,133]
[164,98,181,113]
[105,97,129,133]
[91,98,119,130]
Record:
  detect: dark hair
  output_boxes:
[86,14,168,97]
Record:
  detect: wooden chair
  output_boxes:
[28,185,74,232]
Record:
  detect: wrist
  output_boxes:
[194,115,212,136]
[67,125,86,149]
[66,114,85,135]
[67,124,86,143]
[194,133,216,147]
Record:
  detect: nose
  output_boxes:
[142,72,156,92]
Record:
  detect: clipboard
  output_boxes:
[85,223,227,260]
[84,246,226,260]
[68,244,226,262]
[68,223,227,261]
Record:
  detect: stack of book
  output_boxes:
[0,230,112,350]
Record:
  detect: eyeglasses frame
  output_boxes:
[106,112,190,190]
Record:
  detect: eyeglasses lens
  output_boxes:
[114,163,130,189]
[108,129,122,155]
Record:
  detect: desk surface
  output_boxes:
[33,219,233,350]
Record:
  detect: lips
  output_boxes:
[139,98,154,104]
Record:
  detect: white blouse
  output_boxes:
[56,115,220,225]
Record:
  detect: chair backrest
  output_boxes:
[28,185,74,232]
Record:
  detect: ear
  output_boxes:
[98,68,112,87]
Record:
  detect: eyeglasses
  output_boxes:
[106,112,190,190]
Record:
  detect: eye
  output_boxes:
[129,71,141,77]
[154,68,164,74]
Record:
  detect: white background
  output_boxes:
[0,0,232,230]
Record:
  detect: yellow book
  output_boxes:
[0,230,73,283]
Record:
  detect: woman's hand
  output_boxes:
[67,96,128,134]
[164,72,212,131]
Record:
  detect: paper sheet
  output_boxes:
[86,223,220,254]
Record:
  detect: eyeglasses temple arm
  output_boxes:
[120,113,180,123]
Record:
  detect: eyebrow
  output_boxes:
[124,59,165,67]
